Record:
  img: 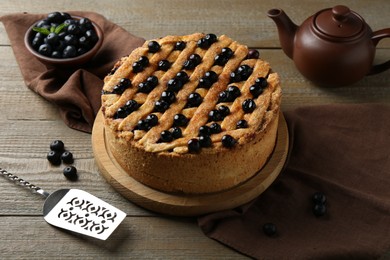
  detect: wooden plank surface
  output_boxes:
[0,0,389,259]
[0,217,246,259]
[0,0,389,48]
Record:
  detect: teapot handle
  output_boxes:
[368,28,390,75]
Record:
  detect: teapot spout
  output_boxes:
[267,9,298,59]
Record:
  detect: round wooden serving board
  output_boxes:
[92,110,289,216]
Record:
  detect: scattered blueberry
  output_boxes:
[312,191,327,217]
[312,192,327,204]
[47,150,61,166]
[63,166,78,181]
[61,151,74,164]
[313,203,327,217]
[263,223,277,236]
[50,140,65,152]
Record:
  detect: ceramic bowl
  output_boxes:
[24,15,104,67]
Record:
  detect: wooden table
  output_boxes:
[0,0,389,258]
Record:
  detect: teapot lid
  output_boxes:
[314,5,364,39]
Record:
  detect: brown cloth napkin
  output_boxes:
[198,103,390,259]
[0,11,145,133]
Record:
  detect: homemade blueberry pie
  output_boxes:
[101,33,282,194]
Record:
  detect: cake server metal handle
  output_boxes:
[0,168,50,197]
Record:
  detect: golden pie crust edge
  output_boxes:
[105,108,279,194]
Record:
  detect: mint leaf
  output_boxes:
[54,23,68,34]
[32,23,68,36]
[32,27,50,35]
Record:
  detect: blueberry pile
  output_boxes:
[30,12,99,59]
[47,140,78,181]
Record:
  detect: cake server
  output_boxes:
[0,168,126,240]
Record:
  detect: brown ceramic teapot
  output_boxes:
[267,5,390,86]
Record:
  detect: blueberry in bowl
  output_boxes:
[24,11,104,67]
